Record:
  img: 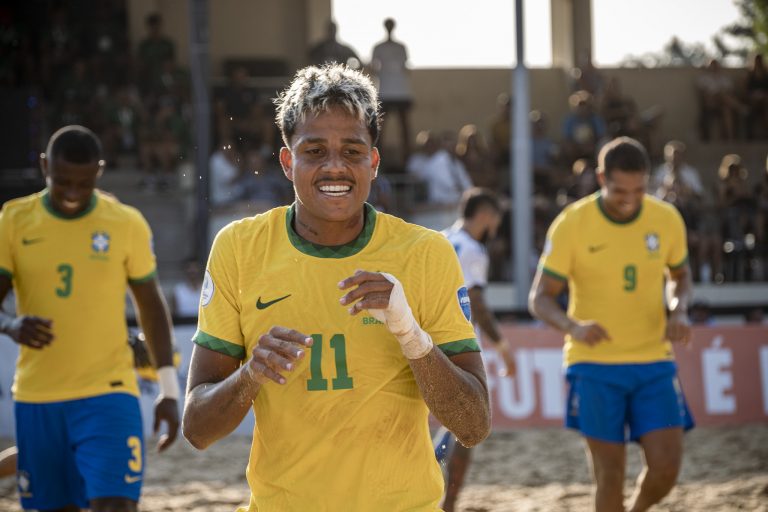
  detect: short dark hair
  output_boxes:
[598,136,650,177]
[461,187,501,219]
[46,125,103,164]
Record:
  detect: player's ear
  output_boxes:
[279,147,293,181]
[371,147,380,179]
[596,168,607,188]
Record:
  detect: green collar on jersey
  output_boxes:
[42,190,98,220]
[596,191,643,225]
[286,203,377,258]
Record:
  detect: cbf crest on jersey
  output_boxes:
[644,232,660,257]
[91,231,110,253]
[90,231,110,261]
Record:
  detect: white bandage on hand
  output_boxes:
[368,273,434,360]
[157,366,181,400]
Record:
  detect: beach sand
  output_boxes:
[1,425,766,511]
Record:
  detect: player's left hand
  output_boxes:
[153,397,180,452]
[338,270,394,315]
[666,310,691,345]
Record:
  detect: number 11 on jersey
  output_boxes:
[306,333,354,391]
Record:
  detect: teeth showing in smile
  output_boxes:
[319,184,351,196]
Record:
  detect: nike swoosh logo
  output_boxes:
[588,244,606,253]
[124,474,142,484]
[22,237,44,245]
[256,294,291,310]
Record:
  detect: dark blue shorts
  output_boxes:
[565,362,694,443]
[15,393,144,509]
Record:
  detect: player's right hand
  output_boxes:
[567,320,611,346]
[7,316,54,349]
[243,326,313,386]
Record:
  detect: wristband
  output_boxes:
[369,273,434,360]
[157,366,180,400]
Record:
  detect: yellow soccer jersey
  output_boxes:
[194,203,478,512]
[0,190,156,402]
[539,192,688,366]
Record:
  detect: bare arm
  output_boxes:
[409,350,490,447]
[129,278,174,367]
[0,275,53,348]
[183,327,312,450]
[469,286,515,377]
[339,271,491,447]
[528,269,610,344]
[129,277,179,451]
[665,263,693,344]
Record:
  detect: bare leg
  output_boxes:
[627,428,683,512]
[0,446,17,478]
[442,443,472,512]
[585,436,627,512]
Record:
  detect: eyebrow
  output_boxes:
[299,137,368,146]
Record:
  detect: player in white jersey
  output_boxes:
[440,188,516,511]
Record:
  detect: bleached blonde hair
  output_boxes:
[274,64,380,147]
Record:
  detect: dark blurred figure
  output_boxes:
[530,110,561,195]
[561,90,606,167]
[569,53,605,101]
[743,54,768,140]
[215,65,260,145]
[690,301,714,326]
[717,154,758,281]
[137,13,176,96]
[696,59,742,141]
[489,93,512,191]
[456,124,496,189]
[172,259,204,319]
[308,20,360,69]
[654,141,722,283]
[371,18,413,163]
[566,158,599,202]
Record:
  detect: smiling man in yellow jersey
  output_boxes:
[0,125,179,512]
[529,137,694,512]
[182,64,491,512]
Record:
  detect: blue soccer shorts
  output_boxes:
[565,361,695,443]
[15,393,144,510]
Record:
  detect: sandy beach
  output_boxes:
[2,425,766,511]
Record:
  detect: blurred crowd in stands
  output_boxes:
[2,3,767,289]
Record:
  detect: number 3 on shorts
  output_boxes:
[127,436,142,472]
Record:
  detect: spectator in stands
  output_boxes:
[569,53,605,101]
[456,124,496,189]
[307,20,361,70]
[209,140,245,207]
[103,84,144,166]
[367,170,394,213]
[215,65,260,145]
[489,93,512,188]
[654,141,722,283]
[172,259,204,319]
[601,76,641,139]
[696,59,742,141]
[744,53,768,140]
[753,155,768,279]
[40,2,79,96]
[530,110,561,195]
[137,13,176,97]
[138,97,184,191]
[566,158,599,202]
[561,90,606,166]
[421,131,473,207]
[240,142,292,211]
[717,154,757,281]
[689,301,714,325]
[405,130,440,190]
[371,18,413,163]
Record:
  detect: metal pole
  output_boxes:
[511,0,533,309]
[189,0,211,263]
